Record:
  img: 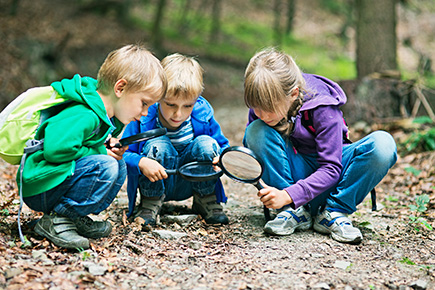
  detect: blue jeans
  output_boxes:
[24,155,127,219]
[138,135,220,201]
[244,120,397,215]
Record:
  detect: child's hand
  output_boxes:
[105,138,127,160]
[257,186,293,209]
[139,157,168,182]
[212,156,220,164]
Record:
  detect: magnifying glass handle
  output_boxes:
[253,181,271,221]
[105,140,123,149]
[254,182,263,190]
[166,169,177,175]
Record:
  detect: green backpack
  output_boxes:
[0,86,70,165]
[0,86,71,245]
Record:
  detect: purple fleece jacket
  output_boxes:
[248,73,349,209]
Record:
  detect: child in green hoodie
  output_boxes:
[19,44,167,249]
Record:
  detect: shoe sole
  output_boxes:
[35,223,90,249]
[264,222,312,236]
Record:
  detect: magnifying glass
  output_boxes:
[108,128,167,148]
[166,161,223,181]
[218,146,271,221]
[162,146,271,221]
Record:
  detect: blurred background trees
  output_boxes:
[1,0,434,125]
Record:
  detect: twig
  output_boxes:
[413,86,435,122]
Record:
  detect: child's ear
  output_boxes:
[114,79,128,98]
[290,87,299,98]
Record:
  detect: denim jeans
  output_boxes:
[24,155,127,219]
[138,135,220,201]
[244,120,397,215]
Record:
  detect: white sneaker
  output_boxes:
[264,206,312,235]
[313,209,363,244]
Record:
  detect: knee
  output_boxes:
[191,135,220,158]
[244,120,280,152]
[142,136,176,159]
[97,155,123,181]
[369,131,397,167]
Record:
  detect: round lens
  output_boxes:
[220,150,262,182]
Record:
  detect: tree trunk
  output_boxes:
[285,0,295,35]
[356,0,397,79]
[273,0,282,45]
[209,0,222,43]
[152,0,167,49]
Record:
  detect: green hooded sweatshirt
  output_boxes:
[18,74,124,197]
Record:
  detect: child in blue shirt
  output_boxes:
[123,53,230,226]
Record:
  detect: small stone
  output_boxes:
[152,230,188,239]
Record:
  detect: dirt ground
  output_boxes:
[0,100,434,290]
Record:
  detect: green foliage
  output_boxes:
[413,116,434,124]
[77,248,92,260]
[405,166,421,176]
[399,257,415,265]
[386,196,399,202]
[400,125,435,155]
[358,221,373,230]
[408,194,433,231]
[20,236,32,248]
[128,0,435,86]
[409,194,430,213]
[130,0,357,80]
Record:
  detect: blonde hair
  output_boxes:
[97,44,167,99]
[244,48,306,136]
[161,53,204,100]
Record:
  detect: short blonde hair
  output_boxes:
[244,48,306,135]
[97,44,167,99]
[161,53,204,100]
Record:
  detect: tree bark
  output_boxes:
[356,0,398,79]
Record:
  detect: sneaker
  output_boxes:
[34,214,90,249]
[192,192,229,225]
[313,209,363,244]
[264,206,312,235]
[133,195,165,226]
[73,216,112,239]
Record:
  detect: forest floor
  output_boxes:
[0,0,434,289]
[0,103,434,290]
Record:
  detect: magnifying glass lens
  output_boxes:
[220,150,262,181]
[180,162,221,178]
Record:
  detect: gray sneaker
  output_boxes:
[34,214,89,249]
[192,192,229,225]
[264,206,312,235]
[73,216,112,239]
[313,209,363,244]
[132,195,165,226]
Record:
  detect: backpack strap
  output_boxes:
[300,109,377,211]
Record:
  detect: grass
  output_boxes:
[130,0,431,85]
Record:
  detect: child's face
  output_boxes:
[114,89,161,125]
[158,95,197,130]
[252,107,285,127]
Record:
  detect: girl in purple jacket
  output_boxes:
[243,48,397,244]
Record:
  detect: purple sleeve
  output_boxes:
[284,106,344,208]
[247,108,258,126]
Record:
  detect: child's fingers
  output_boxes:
[212,156,220,164]
[257,188,270,198]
